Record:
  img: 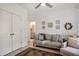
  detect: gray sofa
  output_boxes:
[34,33,67,49]
[60,37,79,56]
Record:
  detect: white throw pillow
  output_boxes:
[38,34,44,41]
[68,37,79,48]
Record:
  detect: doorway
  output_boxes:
[30,21,36,39]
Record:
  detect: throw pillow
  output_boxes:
[45,34,52,41]
[68,37,79,48]
[52,34,59,42]
[38,34,44,41]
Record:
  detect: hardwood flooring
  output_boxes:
[16,47,61,56]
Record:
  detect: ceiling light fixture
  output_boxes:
[41,3,45,6]
[35,3,53,9]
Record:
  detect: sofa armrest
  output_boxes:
[61,41,67,48]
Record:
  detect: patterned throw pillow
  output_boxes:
[68,37,79,48]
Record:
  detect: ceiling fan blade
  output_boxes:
[35,3,41,9]
[46,3,53,8]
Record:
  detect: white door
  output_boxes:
[12,14,22,51]
[0,10,12,55]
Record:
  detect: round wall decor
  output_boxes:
[64,22,72,30]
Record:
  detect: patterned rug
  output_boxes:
[16,48,61,56]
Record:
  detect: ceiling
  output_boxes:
[18,3,79,14]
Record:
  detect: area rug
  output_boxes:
[16,48,61,56]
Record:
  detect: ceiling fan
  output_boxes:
[35,3,53,9]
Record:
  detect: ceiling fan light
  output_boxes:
[41,3,45,6]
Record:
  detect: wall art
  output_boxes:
[48,22,53,28]
[56,25,60,29]
[42,26,45,29]
[56,20,60,24]
[42,21,45,25]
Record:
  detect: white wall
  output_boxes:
[77,8,79,35]
[29,8,78,35]
[0,4,29,46]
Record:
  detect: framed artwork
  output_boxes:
[42,21,45,25]
[56,20,60,24]
[42,26,45,29]
[56,25,60,29]
[48,22,53,28]
[41,21,46,29]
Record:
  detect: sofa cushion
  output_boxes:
[35,40,50,46]
[42,40,50,45]
[51,42,62,48]
[68,37,79,48]
[51,34,59,42]
[45,34,52,41]
[44,41,62,48]
[60,47,79,56]
[51,34,63,43]
[58,35,63,43]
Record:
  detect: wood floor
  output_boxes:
[16,47,61,56]
[5,46,28,56]
[5,42,60,56]
[31,46,60,55]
